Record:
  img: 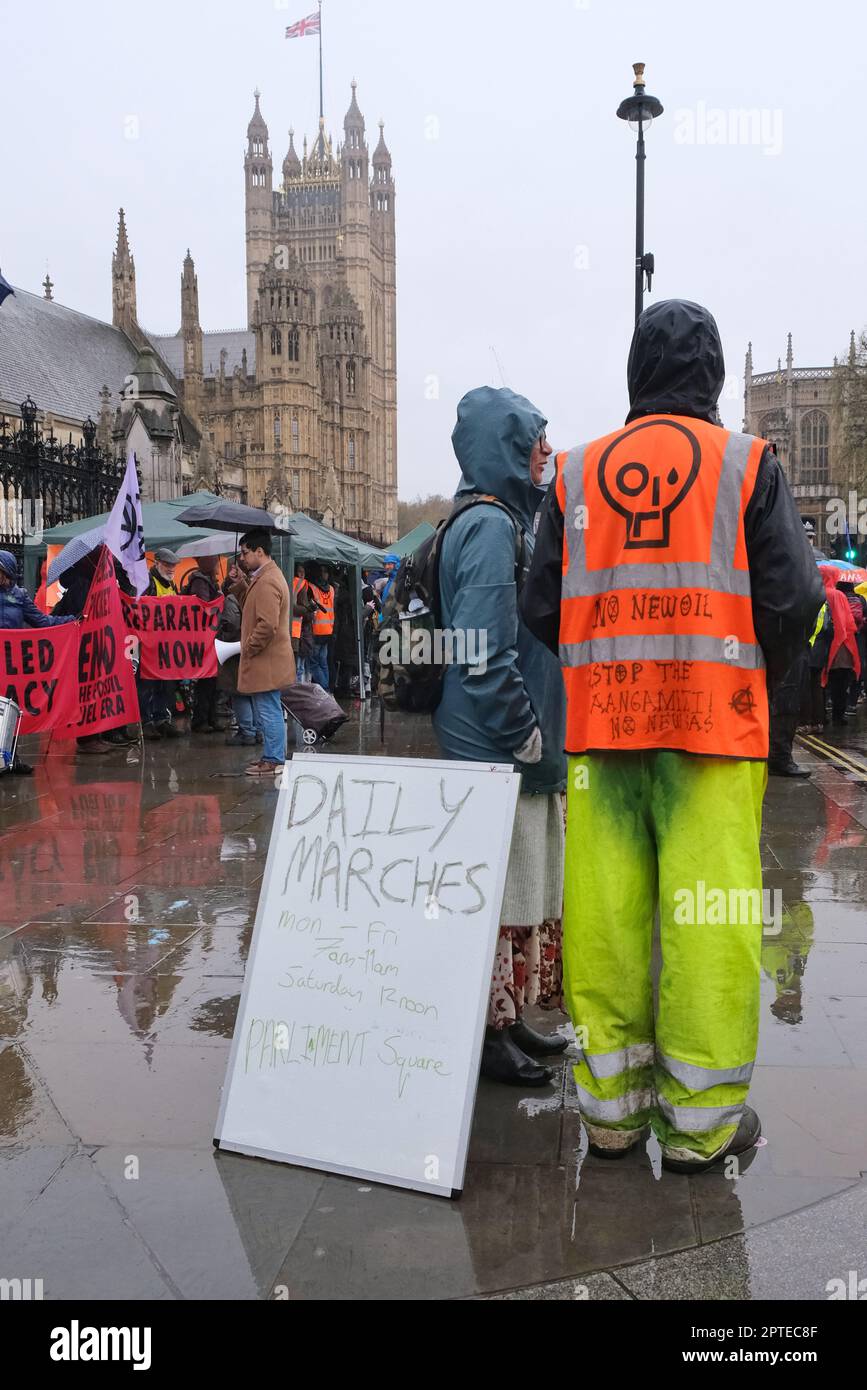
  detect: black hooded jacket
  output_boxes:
[521,300,824,693]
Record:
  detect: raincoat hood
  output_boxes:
[626,299,725,424]
[452,387,547,530]
[0,550,18,580]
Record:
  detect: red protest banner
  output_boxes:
[0,625,79,733]
[121,593,224,680]
[56,546,140,739]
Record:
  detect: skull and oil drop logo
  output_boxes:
[598,420,702,549]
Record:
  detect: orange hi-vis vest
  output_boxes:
[291,577,307,640]
[555,415,769,760]
[309,583,335,637]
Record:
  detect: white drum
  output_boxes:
[0,696,21,773]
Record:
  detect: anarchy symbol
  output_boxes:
[302,728,318,746]
[730,688,756,717]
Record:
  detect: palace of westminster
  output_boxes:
[0,82,398,545]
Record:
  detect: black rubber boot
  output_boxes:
[509,1019,569,1057]
[661,1105,762,1174]
[480,1027,554,1087]
[768,760,811,778]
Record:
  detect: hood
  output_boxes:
[626,300,725,424]
[0,549,18,581]
[452,386,547,529]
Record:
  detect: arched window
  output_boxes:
[346,359,356,395]
[291,415,300,453]
[274,414,281,448]
[348,435,356,470]
[800,410,829,485]
[270,329,282,356]
[288,328,300,362]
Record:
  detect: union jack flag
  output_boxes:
[286,11,320,38]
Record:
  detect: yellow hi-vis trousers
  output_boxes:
[564,751,767,1162]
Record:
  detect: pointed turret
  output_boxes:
[372,119,394,219]
[786,332,793,372]
[344,78,365,144]
[850,330,857,366]
[373,119,391,166]
[112,208,137,329]
[181,250,203,419]
[181,249,199,324]
[97,385,113,453]
[244,90,274,329]
[283,128,301,183]
[247,90,268,145]
[340,80,371,326]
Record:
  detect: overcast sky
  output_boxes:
[2,0,864,499]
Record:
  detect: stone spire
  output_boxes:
[244,90,273,329]
[97,385,113,453]
[345,78,364,133]
[181,250,203,422]
[283,128,301,182]
[112,208,137,329]
[42,272,54,301]
[785,333,793,423]
[850,329,857,366]
[247,89,268,143]
[373,119,391,163]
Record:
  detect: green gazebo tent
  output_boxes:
[392,521,436,558]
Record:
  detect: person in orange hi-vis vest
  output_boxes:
[291,565,315,683]
[520,300,823,1173]
[307,565,335,691]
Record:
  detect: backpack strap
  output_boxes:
[443,494,527,589]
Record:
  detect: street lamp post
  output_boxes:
[617,63,664,325]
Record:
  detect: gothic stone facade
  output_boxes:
[744,332,859,551]
[142,84,398,544]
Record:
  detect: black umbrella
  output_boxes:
[176,502,294,535]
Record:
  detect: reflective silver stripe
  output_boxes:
[710,430,754,571]
[576,1042,655,1080]
[561,635,764,670]
[565,563,752,600]
[561,445,587,599]
[574,1084,654,1123]
[658,1053,754,1091]
[561,428,759,601]
[657,1095,743,1133]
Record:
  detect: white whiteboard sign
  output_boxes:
[215,755,521,1197]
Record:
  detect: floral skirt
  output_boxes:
[488,919,564,1029]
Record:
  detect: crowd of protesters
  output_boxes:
[0,532,395,778]
[3,298,866,1174]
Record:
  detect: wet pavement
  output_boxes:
[1,702,866,1301]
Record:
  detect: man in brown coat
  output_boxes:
[237,530,295,777]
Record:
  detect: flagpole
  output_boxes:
[319,0,324,121]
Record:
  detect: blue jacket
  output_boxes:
[432,387,567,795]
[0,584,72,629]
